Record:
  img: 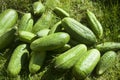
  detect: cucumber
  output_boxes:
[7,44,29,77]
[30,32,70,51]
[29,51,46,74]
[96,51,117,75]
[18,31,37,43]
[32,11,53,33]
[0,9,18,35]
[62,17,97,45]
[54,44,87,69]
[73,49,100,80]
[0,28,16,50]
[53,7,70,19]
[95,42,120,52]
[86,10,103,38]
[36,28,50,38]
[33,1,45,16]
[18,13,33,32]
[49,21,62,34]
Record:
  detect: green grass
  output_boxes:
[0,0,120,80]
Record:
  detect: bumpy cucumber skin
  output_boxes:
[96,42,120,52]
[96,51,117,75]
[29,51,46,74]
[54,44,87,69]
[18,31,37,43]
[30,32,70,51]
[18,13,33,32]
[0,9,18,35]
[62,17,97,45]
[53,7,70,19]
[33,1,45,15]
[86,10,103,38]
[7,44,29,77]
[73,49,100,80]
[32,11,53,33]
[0,28,16,50]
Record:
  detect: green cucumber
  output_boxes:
[32,11,53,33]
[49,21,62,34]
[7,44,29,77]
[0,9,18,35]
[18,31,37,43]
[36,28,50,38]
[18,13,33,32]
[0,28,16,50]
[95,42,120,52]
[29,51,46,74]
[54,44,87,69]
[53,7,70,19]
[30,32,70,51]
[62,17,97,45]
[96,51,117,75]
[33,1,45,16]
[86,10,103,38]
[73,49,100,80]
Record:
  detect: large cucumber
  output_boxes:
[54,44,87,69]
[7,44,29,77]
[0,9,18,35]
[96,51,117,75]
[30,32,70,51]
[29,51,46,74]
[0,28,16,50]
[18,13,33,32]
[86,10,103,38]
[73,49,100,80]
[95,42,120,52]
[53,7,70,19]
[62,17,97,45]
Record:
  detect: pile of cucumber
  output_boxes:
[0,1,119,80]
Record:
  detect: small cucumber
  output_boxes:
[53,7,70,19]
[95,42,120,52]
[96,51,117,75]
[73,49,100,80]
[18,13,33,32]
[0,9,18,35]
[54,44,87,69]
[62,17,97,45]
[36,28,50,38]
[33,1,45,16]
[7,44,29,77]
[86,10,103,38]
[18,31,37,43]
[32,11,53,33]
[49,21,62,34]
[30,32,70,51]
[0,28,16,50]
[29,51,46,74]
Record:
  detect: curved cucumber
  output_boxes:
[86,10,103,38]
[7,44,29,77]
[96,51,117,75]
[73,49,100,80]
[54,44,87,69]
[30,32,70,51]
[29,51,46,74]
[62,17,97,45]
